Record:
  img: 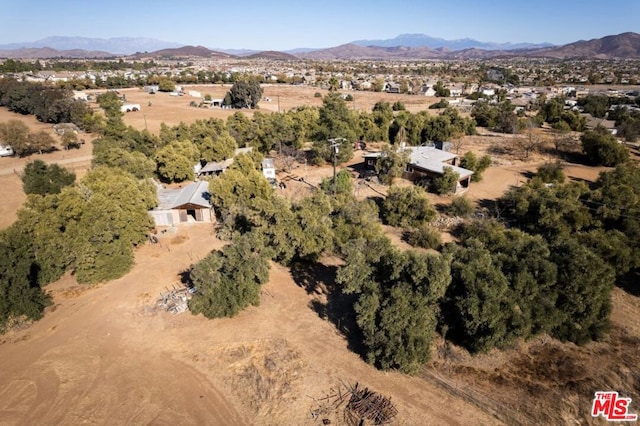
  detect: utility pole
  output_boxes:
[328,138,345,194]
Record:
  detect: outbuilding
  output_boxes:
[150,181,214,226]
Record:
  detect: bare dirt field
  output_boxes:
[1,83,639,425]
[109,84,437,134]
[0,223,500,425]
[0,109,94,229]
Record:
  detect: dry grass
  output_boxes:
[216,339,304,418]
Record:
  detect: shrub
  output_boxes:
[406,225,442,249]
[314,92,322,98]
[536,161,566,184]
[448,196,474,217]
[430,167,460,195]
[382,186,437,228]
[581,127,629,166]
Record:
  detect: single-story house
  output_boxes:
[421,85,436,97]
[149,180,214,226]
[363,145,474,193]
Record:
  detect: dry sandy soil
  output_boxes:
[103,84,437,135]
[1,86,639,425]
[0,109,94,229]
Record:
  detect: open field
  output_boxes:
[1,83,639,425]
[100,84,438,134]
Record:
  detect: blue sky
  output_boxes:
[2,0,638,50]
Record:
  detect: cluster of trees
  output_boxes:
[580,127,629,166]
[182,126,639,372]
[0,162,155,329]
[536,97,586,132]
[0,78,96,130]
[471,100,521,134]
[609,105,640,142]
[0,89,173,329]
[0,120,57,157]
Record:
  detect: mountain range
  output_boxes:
[352,34,553,50]
[0,33,639,60]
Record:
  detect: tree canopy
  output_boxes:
[21,160,76,195]
[226,80,263,109]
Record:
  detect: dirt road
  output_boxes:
[0,224,500,425]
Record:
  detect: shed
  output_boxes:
[150,181,214,226]
[262,158,276,179]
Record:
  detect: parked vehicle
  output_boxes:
[0,145,14,157]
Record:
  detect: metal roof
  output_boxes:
[408,146,474,179]
[155,181,211,210]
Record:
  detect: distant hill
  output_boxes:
[301,33,640,60]
[0,32,638,60]
[298,43,443,60]
[0,47,114,59]
[0,36,183,55]
[131,45,235,59]
[352,33,553,51]
[242,50,298,60]
[527,32,640,59]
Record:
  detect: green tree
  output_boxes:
[70,167,156,283]
[337,242,451,373]
[227,80,263,109]
[447,196,474,217]
[22,160,76,195]
[549,238,614,344]
[581,127,629,166]
[535,161,566,184]
[320,169,353,195]
[60,131,81,150]
[375,144,410,185]
[405,225,442,249]
[188,232,271,318]
[382,185,437,228]
[0,224,51,330]
[0,120,30,156]
[500,180,593,240]
[208,154,274,214]
[459,151,491,182]
[311,92,357,164]
[154,139,200,182]
[434,81,451,97]
[442,240,513,352]
[93,147,156,179]
[158,78,175,92]
[431,167,460,195]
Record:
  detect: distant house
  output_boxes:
[150,181,214,226]
[261,158,276,180]
[196,147,254,177]
[420,85,436,97]
[385,82,401,94]
[363,145,474,193]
